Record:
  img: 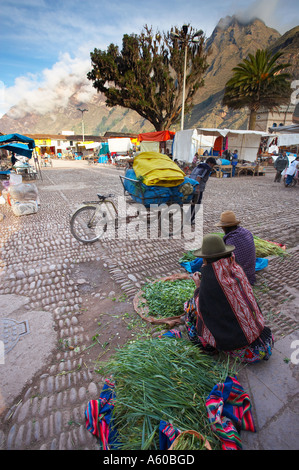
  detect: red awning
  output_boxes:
[138,130,175,142]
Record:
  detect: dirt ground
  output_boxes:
[66,258,155,369]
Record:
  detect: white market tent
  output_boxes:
[108,137,132,154]
[173,128,271,163]
[268,124,299,147]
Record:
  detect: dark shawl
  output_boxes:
[195,255,264,351]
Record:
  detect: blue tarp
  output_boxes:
[99,143,109,155]
[0,143,33,159]
[180,257,268,274]
[0,134,35,159]
[0,133,35,149]
[123,169,198,207]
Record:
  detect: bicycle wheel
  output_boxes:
[70,202,117,243]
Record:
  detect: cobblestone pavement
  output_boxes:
[0,160,298,450]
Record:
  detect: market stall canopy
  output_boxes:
[138,130,175,142]
[79,142,101,150]
[173,128,271,162]
[269,124,299,134]
[268,124,299,147]
[173,129,216,162]
[108,137,132,153]
[0,133,35,149]
[0,142,34,159]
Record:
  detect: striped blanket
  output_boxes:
[205,376,255,450]
[85,377,119,450]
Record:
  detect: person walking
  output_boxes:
[274,151,289,182]
[189,157,216,225]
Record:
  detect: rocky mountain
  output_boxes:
[0,16,298,136]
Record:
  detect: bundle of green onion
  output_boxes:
[96,337,234,450]
[172,432,209,450]
[141,279,195,318]
[179,233,286,261]
[252,236,286,258]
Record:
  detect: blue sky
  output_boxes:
[0,0,298,118]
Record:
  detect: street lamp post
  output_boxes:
[171,25,203,131]
[78,108,88,142]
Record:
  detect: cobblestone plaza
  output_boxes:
[0,160,298,450]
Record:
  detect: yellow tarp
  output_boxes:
[133,152,185,187]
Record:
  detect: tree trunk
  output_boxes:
[248,110,257,130]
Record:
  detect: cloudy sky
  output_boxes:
[0,0,298,118]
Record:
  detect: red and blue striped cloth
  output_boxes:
[85,377,119,450]
[205,375,255,450]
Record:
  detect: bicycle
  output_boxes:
[70,183,198,244]
[70,194,118,244]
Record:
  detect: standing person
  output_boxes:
[189,157,216,225]
[274,151,289,182]
[11,153,17,167]
[215,210,256,285]
[285,156,299,186]
[184,234,274,363]
[192,152,199,168]
[231,149,238,177]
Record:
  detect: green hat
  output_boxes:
[193,234,235,258]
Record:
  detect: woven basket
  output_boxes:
[133,273,191,328]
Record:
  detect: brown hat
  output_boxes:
[193,234,235,259]
[215,210,240,227]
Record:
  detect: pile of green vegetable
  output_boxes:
[96,336,234,450]
[252,236,286,258]
[141,278,195,318]
[179,233,286,261]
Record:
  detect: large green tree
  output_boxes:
[222,49,292,130]
[87,25,209,131]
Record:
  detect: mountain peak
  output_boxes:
[215,14,267,31]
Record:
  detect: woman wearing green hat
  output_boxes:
[184,234,273,363]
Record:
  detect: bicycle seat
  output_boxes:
[97,194,114,200]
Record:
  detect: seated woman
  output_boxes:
[184,234,274,364]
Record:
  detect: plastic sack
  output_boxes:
[9,174,22,185]
[10,200,38,216]
[255,258,268,271]
[9,183,38,202]
[180,257,203,273]
[133,151,185,187]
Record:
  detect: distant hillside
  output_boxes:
[0,16,298,136]
[184,16,281,130]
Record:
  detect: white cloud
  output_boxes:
[1,50,97,118]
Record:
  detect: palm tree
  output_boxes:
[222,49,292,129]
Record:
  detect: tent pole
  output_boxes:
[240,134,245,162]
[34,150,43,181]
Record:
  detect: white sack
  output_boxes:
[9,183,38,202]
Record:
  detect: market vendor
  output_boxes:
[215,210,256,285]
[184,234,274,363]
